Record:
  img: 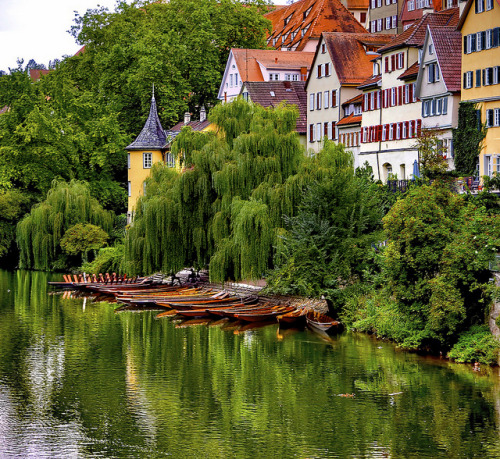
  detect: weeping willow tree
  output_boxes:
[126,99,319,280]
[17,180,114,271]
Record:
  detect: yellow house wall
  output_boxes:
[127,149,164,214]
[461,0,500,178]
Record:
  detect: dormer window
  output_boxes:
[301,24,310,37]
[303,7,312,20]
[373,62,380,76]
[284,13,293,26]
[429,43,434,54]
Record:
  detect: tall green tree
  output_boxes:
[17,180,114,271]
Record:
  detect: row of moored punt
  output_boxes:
[66,282,342,334]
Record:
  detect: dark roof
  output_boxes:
[321,32,393,86]
[165,119,211,143]
[243,81,308,133]
[377,8,459,53]
[430,26,462,92]
[398,61,420,80]
[265,0,367,51]
[126,95,167,151]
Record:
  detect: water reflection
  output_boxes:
[1,269,500,457]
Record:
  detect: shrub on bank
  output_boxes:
[447,325,499,365]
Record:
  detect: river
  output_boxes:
[1,269,500,458]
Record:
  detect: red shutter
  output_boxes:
[385,56,389,73]
[391,54,396,72]
[309,124,314,141]
[398,86,403,106]
[409,84,413,103]
[416,119,422,137]
[332,121,337,140]
[376,125,382,141]
[324,122,328,137]
[332,90,337,108]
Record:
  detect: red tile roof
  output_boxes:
[345,0,370,9]
[357,74,381,89]
[232,49,314,82]
[321,32,394,85]
[265,0,367,51]
[377,8,459,53]
[429,26,462,92]
[168,119,211,133]
[337,113,362,126]
[343,94,363,105]
[243,81,308,133]
[29,69,51,82]
[398,61,419,80]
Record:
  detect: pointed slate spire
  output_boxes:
[126,87,167,150]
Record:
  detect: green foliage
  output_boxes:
[60,223,109,262]
[448,325,499,365]
[81,243,124,274]
[380,183,500,349]
[0,190,31,262]
[415,130,448,179]
[265,141,387,312]
[453,102,486,176]
[16,180,113,271]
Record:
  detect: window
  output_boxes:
[360,12,367,23]
[442,97,448,115]
[269,73,279,81]
[373,62,379,76]
[476,69,481,87]
[303,6,312,19]
[309,124,315,142]
[486,109,494,127]
[324,122,329,137]
[371,21,377,33]
[408,0,415,10]
[328,122,333,140]
[389,123,394,140]
[397,53,404,69]
[495,108,500,126]
[316,123,321,141]
[476,0,484,13]
[128,181,131,197]
[416,0,423,8]
[310,93,315,111]
[423,100,430,117]
[377,19,382,32]
[386,17,391,30]
[285,73,291,81]
[321,43,326,53]
[317,64,322,78]
[464,71,473,89]
[486,0,494,10]
[143,152,152,168]
[317,92,322,110]
[331,89,337,107]
[402,122,407,138]
[165,152,175,168]
[392,16,397,29]
[427,63,440,83]
[486,29,493,49]
[477,32,483,51]
[391,87,396,106]
[324,90,330,109]
[127,153,130,169]
[292,74,299,81]
[396,123,401,139]
[378,0,382,6]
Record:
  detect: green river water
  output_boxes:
[1,269,500,458]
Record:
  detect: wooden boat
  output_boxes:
[209,303,272,318]
[155,309,179,319]
[277,308,307,326]
[234,306,295,322]
[305,311,342,335]
[162,296,243,309]
[175,318,213,328]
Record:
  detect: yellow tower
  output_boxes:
[125,92,166,223]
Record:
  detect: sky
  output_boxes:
[0,0,128,72]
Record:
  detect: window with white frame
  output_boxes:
[285,74,291,81]
[371,0,376,7]
[327,122,333,140]
[292,74,299,81]
[386,17,391,29]
[166,152,175,168]
[230,74,233,87]
[427,62,440,83]
[402,122,407,138]
[143,152,152,168]
[377,19,382,31]
[464,71,473,89]
[325,63,330,77]
[316,123,321,141]
[317,92,322,110]
[391,87,396,106]
[477,32,483,51]
[128,181,131,197]
[495,108,500,126]
[389,124,394,140]
[269,73,279,81]
[486,0,493,10]
[477,0,485,12]
[127,153,130,169]
[396,123,401,139]
[378,0,382,6]
[310,93,315,110]
[408,0,415,10]
[397,52,404,69]
[392,15,397,29]
[416,0,423,8]
[371,21,377,33]
[324,90,330,109]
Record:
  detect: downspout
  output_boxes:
[377,81,382,180]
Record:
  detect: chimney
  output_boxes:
[199,106,206,122]
[184,112,191,125]
[275,57,278,63]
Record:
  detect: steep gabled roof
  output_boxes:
[320,32,393,86]
[126,94,167,151]
[232,49,314,82]
[377,7,459,53]
[265,0,367,51]
[430,26,462,92]
[242,81,308,133]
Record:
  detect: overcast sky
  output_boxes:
[0,0,127,72]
